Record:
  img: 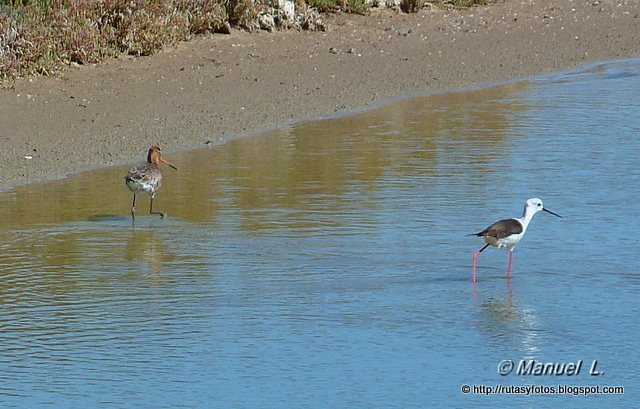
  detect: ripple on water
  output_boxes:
[1,59,639,408]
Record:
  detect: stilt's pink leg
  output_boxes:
[472,252,479,282]
[472,244,490,282]
[506,251,513,279]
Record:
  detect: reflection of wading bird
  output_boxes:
[471,198,562,282]
[125,146,177,220]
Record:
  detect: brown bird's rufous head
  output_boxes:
[147,146,177,170]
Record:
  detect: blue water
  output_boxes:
[0,59,638,408]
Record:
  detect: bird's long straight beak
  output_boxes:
[161,157,178,170]
[543,208,563,218]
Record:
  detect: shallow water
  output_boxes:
[1,59,639,408]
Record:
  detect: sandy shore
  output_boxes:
[0,0,638,190]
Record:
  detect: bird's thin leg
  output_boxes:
[131,194,137,220]
[149,196,166,218]
[472,243,490,282]
[506,250,514,279]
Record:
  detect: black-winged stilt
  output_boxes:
[471,198,562,282]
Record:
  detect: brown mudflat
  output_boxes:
[0,0,638,189]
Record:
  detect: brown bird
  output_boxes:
[125,146,177,220]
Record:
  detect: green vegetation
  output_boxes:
[305,0,379,14]
[0,0,491,81]
[446,0,488,7]
[0,0,239,79]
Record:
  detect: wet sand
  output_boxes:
[0,0,638,189]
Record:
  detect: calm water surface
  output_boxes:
[1,59,639,408]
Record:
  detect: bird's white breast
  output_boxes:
[486,232,525,249]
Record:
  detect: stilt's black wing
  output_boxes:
[474,218,523,239]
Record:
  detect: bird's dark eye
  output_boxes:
[538,203,542,207]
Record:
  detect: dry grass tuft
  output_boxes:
[1,0,269,80]
[0,0,493,80]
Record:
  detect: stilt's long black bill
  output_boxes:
[543,208,563,218]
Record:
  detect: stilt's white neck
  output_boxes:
[519,206,537,231]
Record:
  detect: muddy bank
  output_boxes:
[0,0,638,189]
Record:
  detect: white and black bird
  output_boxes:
[471,198,562,282]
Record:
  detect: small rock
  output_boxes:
[278,0,295,22]
[219,22,232,34]
[258,13,276,32]
[329,47,338,54]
